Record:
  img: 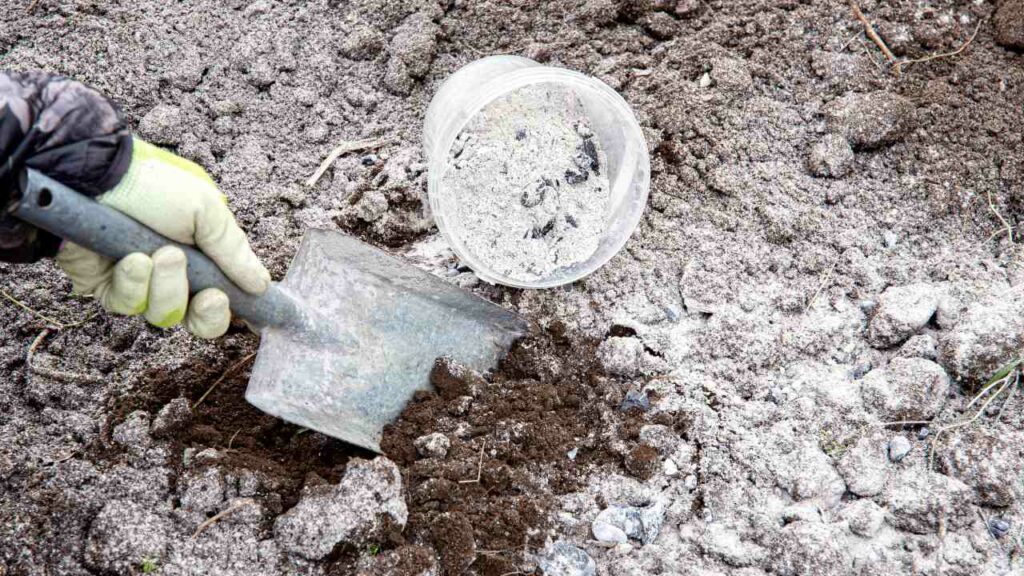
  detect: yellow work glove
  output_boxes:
[55,140,270,339]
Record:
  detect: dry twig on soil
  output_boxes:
[986,189,1015,245]
[458,441,487,484]
[847,2,984,75]
[848,0,899,73]
[193,352,257,409]
[26,328,103,384]
[192,499,255,539]
[305,137,394,187]
[928,366,1020,468]
[1,288,97,330]
[900,19,984,70]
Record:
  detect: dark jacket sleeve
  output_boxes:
[0,71,132,263]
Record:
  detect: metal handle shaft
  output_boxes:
[11,169,309,333]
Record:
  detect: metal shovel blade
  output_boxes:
[244,229,528,452]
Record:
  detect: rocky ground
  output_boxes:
[3,0,1024,575]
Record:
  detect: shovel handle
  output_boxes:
[11,169,309,334]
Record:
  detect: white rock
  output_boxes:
[592,520,628,544]
[867,283,941,347]
[537,541,596,576]
[887,435,912,462]
[274,457,407,560]
[413,433,450,459]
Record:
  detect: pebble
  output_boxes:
[663,458,679,477]
[684,474,698,490]
[591,501,667,545]
[361,154,378,166]
[413,433,450,459]
[138,105,184,146]
[888,436,912,462]
[619,390,650,412]
[917,427,930,440]
[537,541,596,576]
[988,517,1011,539]
[867,283,942,348]
[567,447,579,461]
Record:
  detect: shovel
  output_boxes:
[10,169,528,452]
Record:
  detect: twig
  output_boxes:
[305,137,394,187]
[1,288,97,330]
[929,371,1018,468]
[858,39,885,73]
[227,429,242,449]
[192,352,257,409]
[27,0,40,13]
[805,258,840,312]
[191,499,255,539]
[849,0,899,74]
[458,441,486,484]
[901,19,984,70]
[27,329,103,384]
[986,189,1015,245]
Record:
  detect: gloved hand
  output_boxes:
[54,141,271,338]
[0,71,269,339]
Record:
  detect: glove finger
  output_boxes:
[194,198,271,295]
[185,288,231,339]
[55,242,115,295]
[144,246,189,328]
[95,253,153,315]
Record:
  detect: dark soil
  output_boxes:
[377,324,651,576]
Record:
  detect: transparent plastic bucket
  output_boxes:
[424,55,650,289]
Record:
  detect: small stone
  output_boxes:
[112,411,152,452]
[867,283,941,347]
[917,427,930,441]
[361,154,378,166]
[860,358,950,421]
[567,447,578,461]
[274,457,408,560]
[844,499,885,537]
[537,541,596,576]
[708,58,752,94]
[882,230,898,248]
[619,390,650,413]
[592,520,628,544]
[150,398,192,439]
[138,105,184,145]
[824,91,916,149]
[684,474,698,490]
[807,134,854,178]
[993,0,1024,50]
[592,501,667,546]
[888,436,912,462]
[988,517,1011,539]
[413,433,450,459]
[84,499,171,573]
[663,458,678,476]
